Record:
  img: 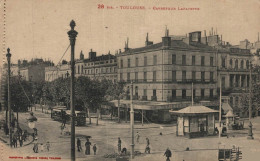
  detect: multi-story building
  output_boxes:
[19,59,53,82]
[76,50,117,82]
[118,30,218,103]
[45,50,117,83]
[45,60,70,82]
[116,28,255,119]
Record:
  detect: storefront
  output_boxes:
[170,105,218,138]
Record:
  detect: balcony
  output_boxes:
[151,96,157,101]
[141,96,147,101]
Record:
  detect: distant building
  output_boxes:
[79,49,117,82]
[19,58,53,82]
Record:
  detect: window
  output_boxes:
[221,77,225,88]
[201,72,205,82]
[182,89,186,99]
[182,55,186,65]
[193,89,196,98]
[120,59,123,68]
[192,71,196,81]
[221,57,226,68]
[127,72,130,82]
[241,60,244,69]
[201,56,205,66]
[172,71,176,82]
[144,72,147,82]
[210,89,213,98]
[230,97,233,106]
[143,89,147,96]
[182,71,186,82]
[230,59,233,67]
[120,73,123,81]
[135,86,138,97]
[127,59,131,68]
[210,57,214,66]
[201,89,205,99]
[153,90,156,97]
[81,65,83,73]
[153,71,156,82]
[106,68,108,73]
[192,56,196,65]
[78,66,80,74]
[135,57,139,67]
[172,90,176,99]
[144,56,147,66]
[153,55,157,65]
[246,60,249,69]
[96,69,98,73]
[172,54,176,64]
[135,72,138,82]
[235,60,238,69]
[210,72,214,82]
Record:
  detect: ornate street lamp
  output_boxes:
[68,20,78,161]
[6,48,12,147]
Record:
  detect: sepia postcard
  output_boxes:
[0,0,260,161]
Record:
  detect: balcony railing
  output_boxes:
[151,96,157,101]
[120,79,216,84]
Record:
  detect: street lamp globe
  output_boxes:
[27,112,37,129]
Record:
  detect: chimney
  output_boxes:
[189,31,201,44]
[145,33,153,46]
[80,50,84,60]
[124,37,129,52]
[119,49,121,53]
[221,35,222,45]
[89,49,96,60]
[211,27,213,36]
[162,26,171,48]
[258,32,259,42]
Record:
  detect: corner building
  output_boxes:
[117,30,218,103]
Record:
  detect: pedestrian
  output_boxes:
[93,144,97,155]
[164,148,172,161]
[19,135,23,147]
[85,138,91,155]
[13,136,18,148]
[46,141,50,151]
[117,137,121,153]
[77,138,82,152]
[60,124,65,135]
[23,130,27,141]
[33,128,38,136]
[121,147,127,155]
[146,137,149,146]
[33,142,39,153]
[135,132,140,143]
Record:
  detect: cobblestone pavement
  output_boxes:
[1,110,260,161]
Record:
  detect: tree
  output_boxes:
[105,81,126,123]
[4,76,32,112]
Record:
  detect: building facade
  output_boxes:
[118,31,218,103]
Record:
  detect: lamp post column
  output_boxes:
[130,81,134,159]
[67,20,78,161]
[6,48,12,147]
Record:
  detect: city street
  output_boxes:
[1,109,260,161]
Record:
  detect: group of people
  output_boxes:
[76,138,97,155]
[118,133,172,161]
[33,140,51,153]
[11,127,28,148]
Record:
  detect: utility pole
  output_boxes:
[6,48,12,147]
[68,20,78,161]
[219,77,222,138]
[130,81,135,159]
[249,62,252,121]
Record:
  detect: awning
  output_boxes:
[222,103,233,114]
[108,100,192,110]
[169,105,219,115]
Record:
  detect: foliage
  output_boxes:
[4,76,32,112]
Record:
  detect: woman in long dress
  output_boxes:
[85,138,91,155]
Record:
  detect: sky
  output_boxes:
[1,0,260,65]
